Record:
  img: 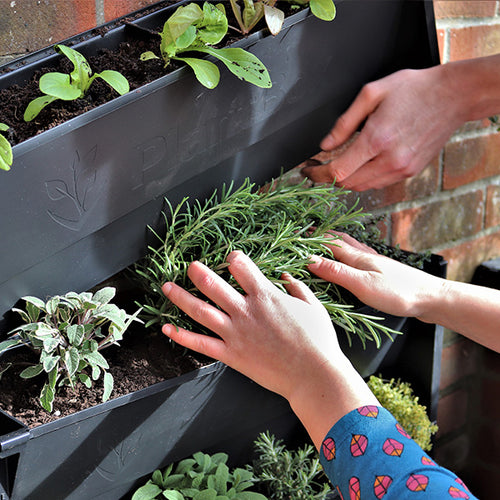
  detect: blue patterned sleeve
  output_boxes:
[319,406,477,499]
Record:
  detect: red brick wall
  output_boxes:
[1,0,499,498]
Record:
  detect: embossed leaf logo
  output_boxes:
[46,146,100,231]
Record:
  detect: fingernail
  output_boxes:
[162,283,172,295]
[307,255,322,267]
[320,135,336,150]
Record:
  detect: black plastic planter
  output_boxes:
[0,0,439,330]
[0,253,446,500]
[0,1,442,499]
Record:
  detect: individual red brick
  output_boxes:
[104,0,160,22]
[440,338,479,390]
[434,1,497,19]
[449,25,500,61]
[0,0,96,56]
[438,231,500,282]
[391,191,484,252]
[437,388,469,437]
[485,184,500,228]
[443,133,500,190]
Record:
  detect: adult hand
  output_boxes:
[161,250,378,448]
[308,233,443,321]
[161,250,341,401]
[302,65,465,191]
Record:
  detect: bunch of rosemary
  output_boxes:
[135,178,400,347]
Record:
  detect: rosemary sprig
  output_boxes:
[135,177,401,347]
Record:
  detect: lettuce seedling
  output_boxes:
[0,287,141,412]
[140,2,272,89]
[24,44,130,121]
[229,0,336,36]
[0,123,13,171]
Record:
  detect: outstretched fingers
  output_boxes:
[162,323,227,362]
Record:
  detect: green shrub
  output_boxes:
[368,375,438,451]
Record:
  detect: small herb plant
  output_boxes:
[367,375,438,451]
[24,44,130,121]
[131,450,266,500]
[0,123,13,171]
[249,431,331,499]
[230,0,336,36]
[140,2,272,89]
[0,287,141,412]
[135,177,400,348]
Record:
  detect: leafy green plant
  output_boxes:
[367,375,438,451]
[229,0,336,36]
[0,123,13,171]
[135,177,401,348]
[140,2,271,89]
[0,287,141,412]
[24,44,130,121]
[249,431,331,499]
[132,450,266,500]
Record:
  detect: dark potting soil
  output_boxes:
[0,0,278,146]
[0,329,212,427]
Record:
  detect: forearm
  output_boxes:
[443,54,500,122]
[417,279,500,352]
[288,354,378,450]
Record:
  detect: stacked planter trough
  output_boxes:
[0,1,443,499]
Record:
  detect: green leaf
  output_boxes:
[20,364,44,379]
[42,336,60,353]
[39,72,82,100]
[84,350,109,369]
[0,123,9,132]
[45,297,61,315]
[65,346,80,377]
[42,354,60,373]
[67,324,85,346]
[97,70,130,95]
[23,296,46,309]
[40,382,55,412]
[198,1,228,45]
[162,491,185,500]
[235,493,267,500]
[23,94,59,121]
[0,134,13,170]
[0,338,22,352]
[196,48,271,88]
[55,44,93,92]
[92,287,116,305]
[102,371,114,402]
[175,25,197,50]
[310,0,336,21]
[131,481,163,500]
[214,463,229,493]
[175,57,220,89]
[167,2,204,40]
[140,51,160,61]
[78,372,92,388]
[193,490,217,500]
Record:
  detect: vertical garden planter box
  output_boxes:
[0,1,442,499]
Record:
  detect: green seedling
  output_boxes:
[140,1,271,89]
[229,0,336,36]
[132,451,266,500]
[24,44,130,121]
[0,287,141,412]
[0,123,13,171]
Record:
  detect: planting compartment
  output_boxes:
[0,1,442,499]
